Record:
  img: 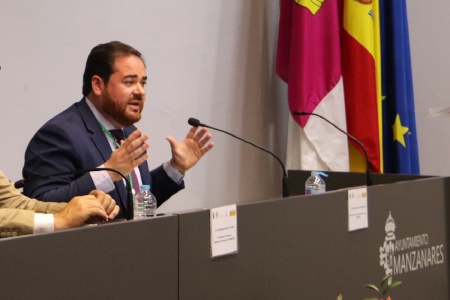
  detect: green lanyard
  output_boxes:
[97,120,136,196]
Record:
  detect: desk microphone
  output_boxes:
[188,117,289,197]
[293,111,373,186]
[15,168,134,220]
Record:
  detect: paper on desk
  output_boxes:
[210,204,238,258]
[348,187,368,231]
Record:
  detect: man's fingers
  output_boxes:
[84,206,109,224]
[121,130,148,148]
[88,190,119,216]
[192,127,208,140]
[186,126,199,139]
[198,134,213,148]
[201,142,215,154]
[166,136,177,148]
[89,190,105,203]
[108,205,120,219]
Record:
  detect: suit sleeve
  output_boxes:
[0,171,66,237]
[148,165,184,207]
[23,121,97,202]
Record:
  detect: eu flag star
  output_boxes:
[392,114,409,147]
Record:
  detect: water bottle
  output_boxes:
[134,185,157,219]
[143,185,157,217]
[305,171,328,195]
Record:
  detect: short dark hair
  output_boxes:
[82,41,144,96]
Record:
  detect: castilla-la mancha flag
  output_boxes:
[276,0,349,171]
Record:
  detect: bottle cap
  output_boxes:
[140,185,150,189]
[311,171,328,177]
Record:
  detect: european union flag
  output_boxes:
[380,0,420,174]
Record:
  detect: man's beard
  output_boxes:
[101,90,142,127]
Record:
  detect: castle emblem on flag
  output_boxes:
[294,0,326,15]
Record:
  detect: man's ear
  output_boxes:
[91,75,105,96]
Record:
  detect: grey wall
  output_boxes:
[408,0,450,176]
[0,0,446,214]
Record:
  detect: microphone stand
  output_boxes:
[188,118,289,197]
[294,111,372,186]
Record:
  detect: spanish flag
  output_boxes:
[341,0,383,173]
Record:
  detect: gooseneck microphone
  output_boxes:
[188,117,289,197]
[15,168,134,220]
[293,111,373,186]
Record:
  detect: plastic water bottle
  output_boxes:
[305,171,328,195]
[143,185,157,217]
[134,185,157,219]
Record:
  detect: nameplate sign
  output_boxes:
[210,204,238,258]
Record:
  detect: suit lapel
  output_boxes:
[77,99,112,163]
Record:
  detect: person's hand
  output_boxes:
[53,195,108,230]
[88,190,120,220]
[166,126,214,173]
[104,129,149,181]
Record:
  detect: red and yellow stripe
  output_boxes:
[341,0,383,173]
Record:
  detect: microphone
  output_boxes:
[15,168,134,220]
[188,117,289,197]
[293,111,373,186]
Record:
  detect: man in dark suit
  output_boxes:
[22,41,214,219]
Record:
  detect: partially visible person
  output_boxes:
[0,170,119,238]
[23,41,214,219]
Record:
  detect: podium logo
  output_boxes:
[379,212,445,283]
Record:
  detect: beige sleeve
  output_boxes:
[0,170,66,237]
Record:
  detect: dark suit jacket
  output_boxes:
[23,98,184,219]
